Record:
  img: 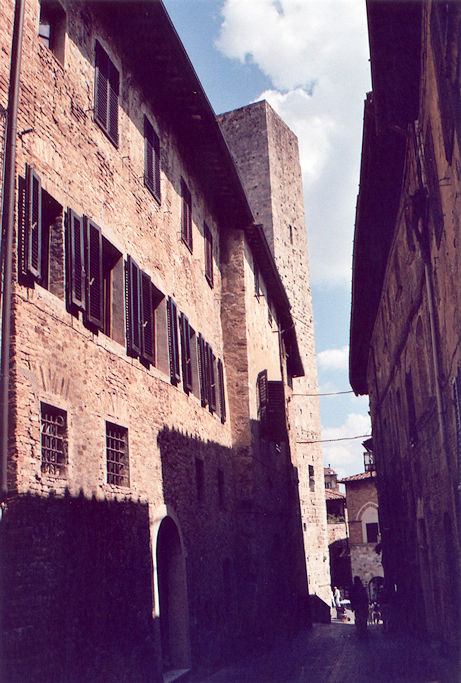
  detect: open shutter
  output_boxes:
[125,255,141,357]
[94,41,108,130]
[197,334,207,407]
[108,58,119,145]
[144,116,154,191]
[84,217,103,330]
[153,131,160,200]
[208,346,216,413]
[167,297,180,385]
[257,370,268,429]
[180,313,192,393]
[267,380,287,439]
[140,270,155,364]
[66,209,85,310]
[217,359,226,423]
[25,164,42,280]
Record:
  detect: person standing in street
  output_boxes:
[350,576,368,634]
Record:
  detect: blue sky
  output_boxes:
[164,0,371,477]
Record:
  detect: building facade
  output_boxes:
[324,466,350,591]
[350,0,461,658]
[0,1,324,679]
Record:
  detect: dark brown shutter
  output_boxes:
[25,164,42,280]
[95,41,108,130]
[180,313,192,393]
[217,358,226,423]
[67,209,85,310]
[140,270,155,364]
[125,255,141,356]
[167,297,180,385]
[144,116,154,192]
[181,179,192,249]
[197,333,207,407]
[153,131,160,200]
[208,346,216,413]
[204,223,213,286]
[267,380,286,439]
[257,370,268,429]
[84,217,103,330]
[108,59,119,145]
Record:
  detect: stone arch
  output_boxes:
[155,514,191,673]
[357,502,379,544]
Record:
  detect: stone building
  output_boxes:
[350,0,461,657]
[324,466,350,590]
[219,101,331,607]
[340,471,382,591]
[0,1,325,679]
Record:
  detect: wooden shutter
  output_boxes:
[25,164,42,280]
[180,313,193,393]
[217,358,226,423]
[144,116,154,192]
[125,255,141,357]
[267,380,286,439]
[167,297,180,385]
[153,130,160,200]
[66,209,85,310]
[108,58,119,145]
[95,41,108,130]
[181,179,192,250]
[257,370,268,429]
[204,223,213,286]
[208,345,216,413]
[140,270,155,364]
[84,217,103,330]
[197,333,207,407]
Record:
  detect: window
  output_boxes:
[179,313,194,393]
[19,165,65,299]
[257,370,268,425]
[68,217,123,341]
[195,457,204,503]
[167,297,181,385]
[181,178,192,251]
[38,0,66,64]
[289,224,293,245]
[366,522,379,544]
[94,40,119,146]
[197,335,220,414]
[106,422,129,487]
[217,358,226,424]
[126,257,163,365]
[204,222,213,287]
[41,403,67,476]
[144,116,160,202]
[309,465,315,492]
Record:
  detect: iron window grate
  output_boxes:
[41,403,67,476]
[106,422,129,487]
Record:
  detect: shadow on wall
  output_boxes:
[157,424,311,672]
[0,491,161,683]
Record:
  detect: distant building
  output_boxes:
[324,466,351,589]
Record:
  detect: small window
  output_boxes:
[144,116,160,202]
[19,166,65,299]
[41,403,67,476]
[204,222,213,287]
[94,40,119,146]
[195,457,204,503]
[106,422,129,487]
[181,178,192,251]
[38,1,66,64]
[309,464,315,492]
[366,522,379,544]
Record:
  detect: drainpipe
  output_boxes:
[0,0,26,503]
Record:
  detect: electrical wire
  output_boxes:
[297,434,371,444]
[292,390,355,397]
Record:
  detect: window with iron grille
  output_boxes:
[181,178,192,251]
[41,403,67,476]
[106,422,129,487]
[94,40,119,146]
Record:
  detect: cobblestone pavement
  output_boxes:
[191,620,458,683]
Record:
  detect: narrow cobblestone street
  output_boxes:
[191,620,458,683]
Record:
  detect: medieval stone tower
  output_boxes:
[219,100,331,604]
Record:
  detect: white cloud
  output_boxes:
[216,0,371,286]
[317,345,349,371]
[321,412,371,478]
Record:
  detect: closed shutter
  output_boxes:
[140,270,155,364]
[208,345,216,413]
[204,223,213,286]
[257,370,268,420]
[180,313,193,393]
[25,164,42,280]
[153,130,160,200]
[108,59,119,145]
[84,217,103,330]
[95,41,108,130]
[181,179,192,249]
[66,209,85,310]
[217,358,226,423]
[144,116,154,192]
[125,255,141,357]
[267,380,286,439]
[167,297,180,385]
[197,333,207,407]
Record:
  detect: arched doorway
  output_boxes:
[156,517,191,673]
